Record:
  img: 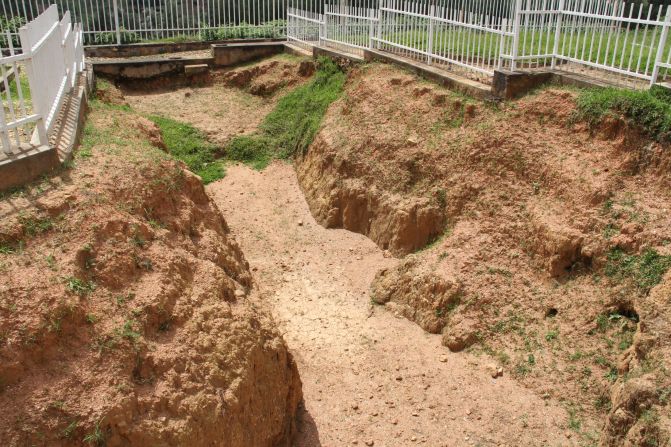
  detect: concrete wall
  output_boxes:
[93,57,214,80]
[212,42,285,67]
[86,38,285,59]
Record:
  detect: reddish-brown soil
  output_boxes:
[0,102,301,446]
[208,162,573,447]
[295,63,671,445]
[123,53,313,146]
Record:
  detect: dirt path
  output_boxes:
[208,163,575,447]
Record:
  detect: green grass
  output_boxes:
[148,115,225,184]
[605,248,671,293]
[378,25,671,72]
[225,57,346,169]
[575,86,671,141]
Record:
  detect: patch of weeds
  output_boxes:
[116,319,141,343]
[605,248,671,294]
[513,359,532,377]
[603,223,619,240]
[45,254,57,270]
[0,242,16,255]
[86,314,97,324]
[83,420,106,446]
[64,276,96,296]
[487,266,513,277]
[62,420,78,439]
[115,292,135,306]
[569,351,585,361]
[575,86,671,141]
[148,115,225,184]
[566,405,582,432]
[594,395,611,412]
[604,367,618,383]
[91,335,117,354]
[18,213,53,236]
[226,57,346,169]
[545,329,559,342]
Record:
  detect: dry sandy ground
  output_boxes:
[208,163,576,447]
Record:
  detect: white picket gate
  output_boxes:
[0,5,85,155]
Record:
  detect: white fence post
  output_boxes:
[427,2,435,65]
[112,0,121,45]
[651,5,671,87]
[551,0,565,70]
[511,0,523,71]
[368,8,374,49]
[18,25,48,146]
[197,0,202,37]
[377,0,383,50]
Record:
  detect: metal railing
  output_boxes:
[0,4,84,155]
[287,0,671,88]
[1,0,288,45]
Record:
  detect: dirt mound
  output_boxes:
[298,63,671,443]
[0,102,302,446]
[371,256,461,334]
[221,57,315,97]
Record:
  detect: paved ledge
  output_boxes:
[363,49,492,100]
[493,69,636,99]
[92,56,214,80]
[212,41,285,66]
[85,38,285,59]
[313,45,365,63]
[0,144,59,191]
[284,43,313,57]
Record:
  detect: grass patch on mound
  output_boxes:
[575,86,671,141]
[605,248,671,293]
[148,115,225,184]
[226,56,346,169]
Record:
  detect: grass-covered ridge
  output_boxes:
[226,57,346,169]
[575,86,671,141]
[148,115,225,184]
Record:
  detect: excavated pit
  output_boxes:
[5,53,669,446]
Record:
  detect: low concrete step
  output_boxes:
[185,64,209,75]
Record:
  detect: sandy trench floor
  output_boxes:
[123,66,580,445]
[208,163,575,447]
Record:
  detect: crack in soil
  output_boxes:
[208,163,576,447]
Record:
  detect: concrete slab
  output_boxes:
[363,49,492,100]
[85,38,285,59]
[284,42,313,57]
[212,42,285,67]
[0,144,59,191]
[92,56,214,80]
[185,64,209,75]
[313,46,364,63]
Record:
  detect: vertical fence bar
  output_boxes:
[511,0,522,71]
[427,1,435,64]
[112,0,121,44]
[551,0,564,69]
[651,5,670,87]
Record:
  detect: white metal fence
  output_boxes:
[0,4,85,155]
[1,0,288,46]
[287,0,671,88]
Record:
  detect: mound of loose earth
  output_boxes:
[296,63,671,445]
[123,54,314,146]
[0,100,301,446]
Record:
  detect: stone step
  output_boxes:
[184,64,209,75]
